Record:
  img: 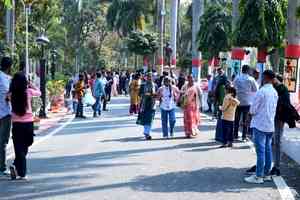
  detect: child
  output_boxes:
[219,86,240,148]
[9,72,41,180]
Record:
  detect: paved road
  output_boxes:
[0,97,282,200]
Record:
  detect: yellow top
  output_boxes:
[220,94,240,121]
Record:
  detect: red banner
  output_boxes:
[285,44,300,58]
[257,49,267,63]
[231,48,245,60]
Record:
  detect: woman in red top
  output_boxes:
[9,72,41,180]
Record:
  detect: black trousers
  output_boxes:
[234,105,250,139]
[222,120,234,144]
[12,122,34,177]
[76,98,84,117]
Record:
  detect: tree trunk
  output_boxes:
[232,0,239,33]
[192,0,204,81]
[286,0,300,104]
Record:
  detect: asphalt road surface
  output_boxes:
[0,97,283,200]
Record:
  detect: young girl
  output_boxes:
[10,72,41,180]
[219,86,240,148]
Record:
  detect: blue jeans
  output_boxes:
[93,97,102,115]
[253,128,273,177]
[161,109,176,137]
[144,125,152,136]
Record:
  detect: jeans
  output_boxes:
[234,105,250,139]
[222,120,234,144]
[253,128,273,177]
[274,119,284,169]
[93,97,102,115]
[144,125,152,136]
[73,101,78,113]
[0,115,11,172]
[161,109,176,137]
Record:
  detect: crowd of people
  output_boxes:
[0,53,300,185]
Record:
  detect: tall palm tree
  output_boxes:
[106,0,154,37]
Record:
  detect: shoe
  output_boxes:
[219,144,228,148]
[270,167,281,176]
[9,165,17,180]
[244,175,264,184]
[264,175,272,182]
[17,176,28,181]
[79,116,86,119]
[242,138,248,142]
[93,113,97,118]
[145,135,152,140]
[245,165,256,175]
[228,143,233,148]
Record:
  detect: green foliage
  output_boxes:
[235,0,286,48]
[126,31,158,56]
[297,6,300,19]
[106,0,154,37]
[47,79,66,98]
[197,5,232,59]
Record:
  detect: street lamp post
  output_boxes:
[50,49,58,80]
[20,0,38,77]
[36,34,50,118]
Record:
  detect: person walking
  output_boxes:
[181,75,202,138]
[244,70,278,184]
[219,86,240,148]
[75,74,86,118]
[92,72,105,117]
[129,74,141,115]
[233,65,258,141]
[9,72,41,180]
[206,74,214,113]
[0,57,12,177]
[136,72,157,140]
[157,77,180,138]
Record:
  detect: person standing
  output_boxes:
[157,77,180,138]
[206,74,214,113]
[245,70,278,184]
[9,72,41,180]
[271,75,300,176]
[0,57,12,177]
[92,72,105,117]
[129,74,141,115]
[136,73,157,140]
[219,86,240,148]
[177,72,186,90]
[214,68,229,118]
[181,75,202,138]
[233,65,258,141]
[75,74,86,118]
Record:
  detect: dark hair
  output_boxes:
[262,70,275,80]
[276,74,283,82]
[226,86,237,98]
[241,65,250,73]
[1,57,12,72]
[10,72,28,116]
[96,72,101,78]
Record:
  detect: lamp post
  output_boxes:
[36,34,50,118]
[20,0,38,77]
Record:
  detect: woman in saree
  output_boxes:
[129,74,140,115]
[181,75,202,138]
[136,72,156,140]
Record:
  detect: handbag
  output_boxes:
[83,89,96,106]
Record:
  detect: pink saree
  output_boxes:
[183,85,201,137]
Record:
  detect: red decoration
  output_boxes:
[285,44,300,58]
[231,48,245,60]
[157,57,164,65]
[209,57,220,67]
[257,49,267,63]
[192,59,201,67]
[171,57,176,65]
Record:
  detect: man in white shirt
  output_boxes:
[245,70,278,184]
[233,65,258,141]
[0,57,12,177]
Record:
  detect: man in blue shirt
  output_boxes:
[0,57,12,176]
[92,72,105,117]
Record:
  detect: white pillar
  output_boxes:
[170,0,178,68]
